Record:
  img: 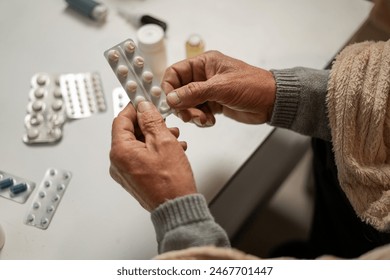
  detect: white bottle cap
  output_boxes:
[136,24,165,53]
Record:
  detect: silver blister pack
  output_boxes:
[0,170,36,204]
[104,38,172,118]
[23,73,67,144]
[60,72,107,119]
[24,168,72,230]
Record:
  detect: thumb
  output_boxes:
[166,80,214,109]
[137,101,169,143]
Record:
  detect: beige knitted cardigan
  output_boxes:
[327,39,390,232]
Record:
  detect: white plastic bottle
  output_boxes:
[136,24,167,82]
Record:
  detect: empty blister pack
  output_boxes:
[25,168,72,230]
[23,73,67,144]
[0,170,36,204]
[104,38,172,118]
[60,72,107,119]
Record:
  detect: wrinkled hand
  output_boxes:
[162,50,276,126]
[109,101,197,212]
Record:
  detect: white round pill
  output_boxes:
[150,86,162,97]
[134,95,146,108]
[34,88,46,98]
[32,101,44,112]
[36,74,48,86]
[126,80,137,94]
[124,40,136,54]
[29,115,43,126]
[133,56,144,68]
[52,100,63,111]
[108,49,120,63]
[53,88,63,98]
[27,128,39,139]
[116,65,129,78]
[142,71,153,83]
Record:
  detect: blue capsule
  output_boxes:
[10,183,28,195]
[0,178,14,190]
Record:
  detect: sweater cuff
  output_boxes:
[269,69,301,129]
[151,194,213,243]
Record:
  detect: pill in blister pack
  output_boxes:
[60,72,107,119]
[104,38,172,118]
[112,87,130,117]
[24,168,72,230]
[23,73,67,144]
[0,170,36,204]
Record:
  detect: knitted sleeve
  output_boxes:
[327,39,390,232]
[151,194,230,254]
[269,67,331,141]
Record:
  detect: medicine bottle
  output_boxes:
[136,24,167,82]
[186,34,205,58]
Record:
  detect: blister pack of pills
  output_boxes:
[104,38,172,118]
[23,72,107,144]
[0,170,36,204]
[23,73,67,144]
[60,72,107,119]
[25,168,72,230]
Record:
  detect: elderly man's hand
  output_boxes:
[162,50,276,126]
[109,101,197,212]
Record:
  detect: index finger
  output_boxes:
[111,102,138,145]
[161,55,207,93]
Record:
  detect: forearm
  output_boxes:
[151,194,230,254]
[269,67,331,141]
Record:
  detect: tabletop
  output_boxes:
[0,0,372,259]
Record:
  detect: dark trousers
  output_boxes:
[308,138,390,258]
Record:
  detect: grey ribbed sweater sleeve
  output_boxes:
[269,67,332,141]
[151,194,230,254]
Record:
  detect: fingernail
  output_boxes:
[137,101,153,113]
[192,117,203,127]
[167,91,181,106]
[205,119,214,127]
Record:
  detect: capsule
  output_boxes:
[10,183,28,195]
[0,178,14,190]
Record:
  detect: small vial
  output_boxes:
[186,34,205,58]
[0,178,14,190]
[65,0,108,22]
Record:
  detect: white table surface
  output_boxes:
[0,0,371,259]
